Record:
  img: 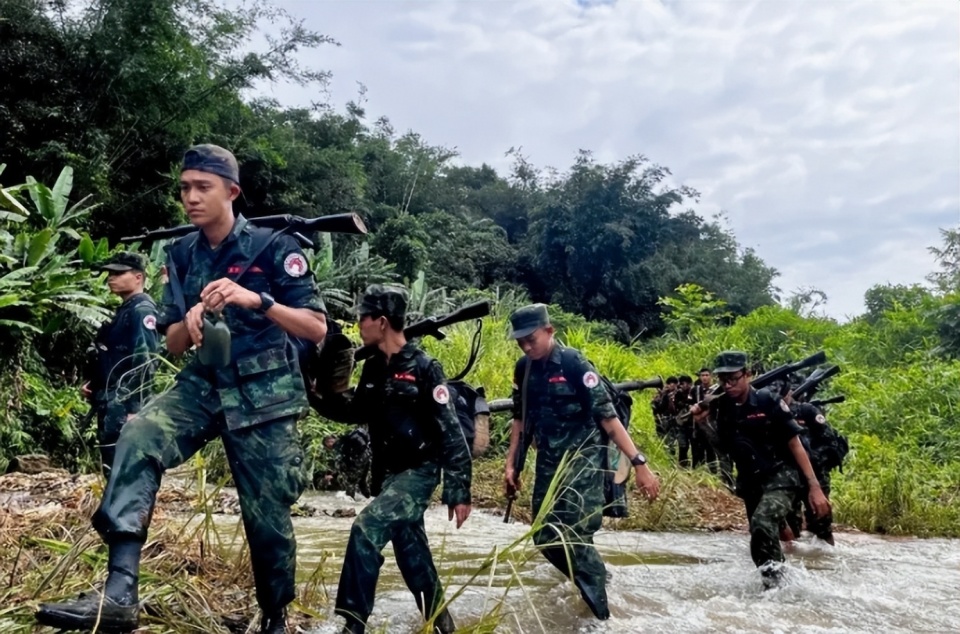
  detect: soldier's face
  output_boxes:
[719,370,749,399]
[106,270,142,295]
[699,371,712,385]
[516,327,554,360]
[179,171,239,227]
[358,313,386,345]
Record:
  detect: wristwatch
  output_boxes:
[257,292,276,313]
[630,452,647,467]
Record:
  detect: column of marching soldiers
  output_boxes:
[32,144,851,634]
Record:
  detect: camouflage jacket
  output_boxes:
[90,293,159,413]
[156,216,326,430]
[324,342,472,506]
[511,344,617,472]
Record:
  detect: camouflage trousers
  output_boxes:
[532,450,609,620]
[740,469,802,567]
[785,474,833,540]
[92,379,306,612]
[336,462,444,629]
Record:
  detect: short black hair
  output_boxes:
[386,314,404,332]
[699,367,711,374]
[679,375,693,383]
[666,376,679,384]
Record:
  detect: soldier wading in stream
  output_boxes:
[35,144,327,634]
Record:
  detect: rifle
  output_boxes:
[790,364,840,402]
[810,394,846,408]
[499,375,663,523]
[353,300,492,362]
[679,351,828,422]
[120,212,368,245]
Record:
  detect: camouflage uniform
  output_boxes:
[322,288,471,633]
[671,387,695,466]
[714,385,804,569]
[88,253,159,476]
[511,343,617,620]
[785,402,834,540]
[91,214,324,614]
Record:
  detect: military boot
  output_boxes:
[35,591,139,632]
[259,608,287,633]
[759,560,785,590]
[432,608,456,634]
[340,618,365,634]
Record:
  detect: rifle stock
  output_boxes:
[353,301,492,362]
[120,212,368,244]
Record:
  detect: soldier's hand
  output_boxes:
[184,302,206,347]
[635,464,660,500]
[449,503,471,528]
[201,278,261,311]
[80,382,93,401]
[504,466,520,497]
[808,485,831,519]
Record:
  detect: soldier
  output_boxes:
[783,399,837,544]
[84,252,159,478]
[321,285,472,634]
[503,304,659,620]
[691,367,734,488]
[690,352,830,587]
[672,375,695,467]
[651,375,678,449]
[36,144,328,633]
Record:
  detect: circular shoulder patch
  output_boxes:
[143,315,157,330]
[815,414,826,424]
[433,385,450,405]
[583,371,600,388]
[283,252,308,277]
[780,399,790,412]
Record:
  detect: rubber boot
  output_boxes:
[36,538,142,632]
[259,607,287,633]
[432,608,456,634]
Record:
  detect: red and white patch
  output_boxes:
[283,253,308,277]
[433,385,450,405]
[143,315,157,330]
[815,414,826,425]
[582,371,600,388]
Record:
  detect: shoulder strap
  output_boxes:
[521,356,531,425]
[557,345,594,414]
[166,232,200,317]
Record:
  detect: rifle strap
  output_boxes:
[450,319,483,381]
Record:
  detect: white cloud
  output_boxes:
[268,0,959,319]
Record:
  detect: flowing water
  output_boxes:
[211,490,960,633]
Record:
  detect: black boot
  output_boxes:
[340,615,366,634]
[36,591,140,632]
[259,607,287,633]
[36,538,142,632]
[432,608,456,634]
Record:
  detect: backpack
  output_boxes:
[556,347,634,519]
[813,424,850,474]
[448,381,491,459]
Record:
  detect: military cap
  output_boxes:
[181,144,239,183]
[714,351,749,374]
[99,252,146,273]
[508,303,550,339]
[356,284,407,320]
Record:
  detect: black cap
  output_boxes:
[508,303,550,339]
[182,144,239,183]
[356,284,407,320]
[99,252,146,273]
[714,351,749,374]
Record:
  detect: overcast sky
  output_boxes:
[267,0,959,319]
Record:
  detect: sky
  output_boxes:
[264,0,959,319]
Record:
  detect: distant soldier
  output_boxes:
[84,252,159,478]
[651,376,679,450]
[691,352,829,588]
[672,375,695,467]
